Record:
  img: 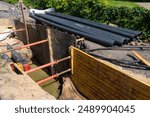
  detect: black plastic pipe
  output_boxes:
[35,13,126,45]
[7,44,28,64]
[29,13,115,46]
[47,11,141,36]
[45,13,130,44]
[46,11,141,38]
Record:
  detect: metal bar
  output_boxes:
[0,29,26,34]
[0,39,48,54]
[20,39,48,49]
[26,61,57,74]
[131,50,150,66]
[58,68,71,76]
[37,74,58,85]
[57,56,71,63]
[37,69,71,85]
[26,56,71,74]
[19,0,30,44]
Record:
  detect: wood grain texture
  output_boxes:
[71,47,150,100]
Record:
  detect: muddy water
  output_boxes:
[28,64,59,98]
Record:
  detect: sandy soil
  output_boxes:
[0,72,55,100]
[59,78,85,100]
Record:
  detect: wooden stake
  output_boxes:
[47,28,55,75]
[19,0,30,44]
[131,50,150,66]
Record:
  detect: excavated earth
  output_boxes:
[0,2,56,100]
[1,1,150,100]
[0,72,55,100]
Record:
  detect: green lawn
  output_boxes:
[107,0,138,8]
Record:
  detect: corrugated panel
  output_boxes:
[71,47,150,99]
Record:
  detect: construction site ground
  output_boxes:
[0,1,150,100]
[85,40,150,79]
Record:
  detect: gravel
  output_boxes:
[0,1,21,18]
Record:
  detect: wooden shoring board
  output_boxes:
[70,47,150,100]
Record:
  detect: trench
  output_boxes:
[28,64,59,98]
[14,20,76,99]
[13,54,60,98]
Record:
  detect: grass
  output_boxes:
[107,0,138,8]
[3,0,139,8]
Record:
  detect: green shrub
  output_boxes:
[1,0,17,4]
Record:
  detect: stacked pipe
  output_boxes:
[29,9,141,47]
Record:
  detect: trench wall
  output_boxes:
[71,47,150,100]
[14,20,75,98]
[14,20,75,73]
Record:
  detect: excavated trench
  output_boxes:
[28,64,59,98]
[1,0,150,100]
[13,20,81,99]
[0,1,83,100]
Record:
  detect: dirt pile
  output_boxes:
[59,78,85,100]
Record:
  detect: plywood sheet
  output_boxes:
[71,47,150,100]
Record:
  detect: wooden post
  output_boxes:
[19,0,30,44]
[47,28,55,75]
